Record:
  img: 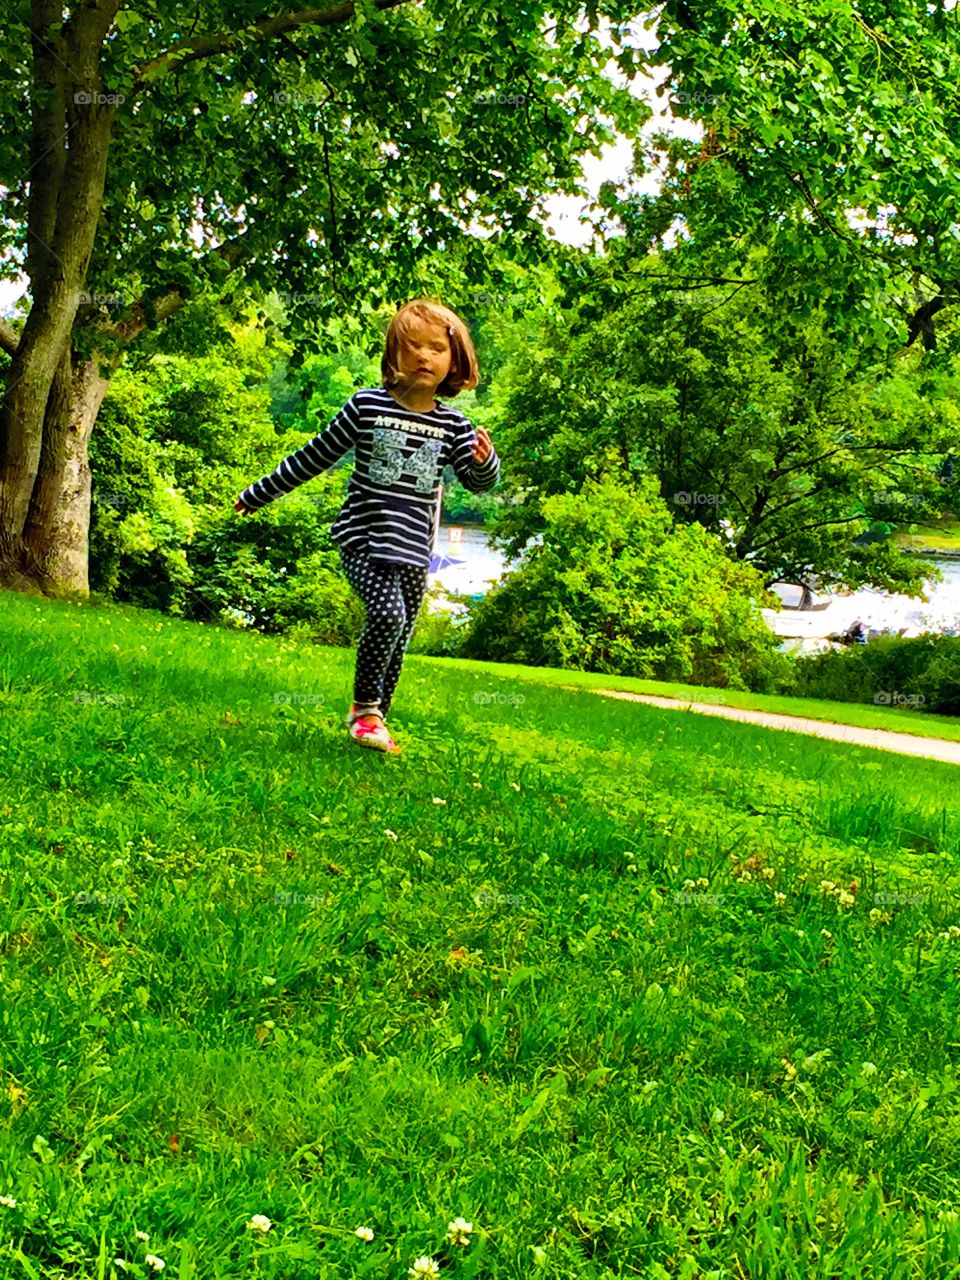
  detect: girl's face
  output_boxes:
[396,317,452,390]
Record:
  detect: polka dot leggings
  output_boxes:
[338,544,429,720]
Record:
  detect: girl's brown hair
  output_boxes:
[381,298,479,399]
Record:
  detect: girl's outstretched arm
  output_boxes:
[236,393,362,513]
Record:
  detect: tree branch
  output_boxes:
[748,512,865,557]
[26,0,69,292]
[84,233,248,346]
[905,290,951,350]
[0,319,20,356]
[133,0,412,87]
[769,447,844,480]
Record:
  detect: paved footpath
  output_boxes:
[583,689,960,767]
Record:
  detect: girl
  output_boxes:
[235,298,500,754]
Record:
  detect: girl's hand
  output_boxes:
[471,427,493,465]
[234,499,253,516]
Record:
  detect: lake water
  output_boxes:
[428,525,960,656]
[427,524,518,600]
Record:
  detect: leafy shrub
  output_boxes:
[407,586,475,658]
[459,471,787,690]
[90,350,369,638]
[784,634,960,715]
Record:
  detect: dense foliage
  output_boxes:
[485,244,958,596]
[779,633,960,716]
[460,472,792,690]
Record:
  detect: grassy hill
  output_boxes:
[424,658,960,745]
[2,588,960,1279]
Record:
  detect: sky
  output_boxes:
[0,14,694,316]
[540,15,698,249]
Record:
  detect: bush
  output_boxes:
[781,633,960,715]
[407,586,474,658]
[90,349,371,640]
[459,471,784,690]
[186,488,362,641]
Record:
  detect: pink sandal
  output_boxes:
[348,714,401,753]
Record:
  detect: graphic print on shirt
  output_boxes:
[369,428,443,494]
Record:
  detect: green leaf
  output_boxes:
[511,1071,568,1140]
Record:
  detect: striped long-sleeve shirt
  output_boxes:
[238,387,501,568]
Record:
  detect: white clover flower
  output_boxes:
[860,1061,878,1077]
[0,1195,16,1208]
[432,797,447,805]
[246,1214,272,1234]
[683,879,697,892]
[446,1217,474,1247]
[408,1256,441,1279]
[384,829,398,840]
[144,1257,165,1272]
[837,891,856,908]
[355,1226,374,1242]
[821,928,832,940]
[761,867,775,881]
[820,880,837,894]
[135,1231,149,1242]
[737,870,753,883]
[774,891,786,906]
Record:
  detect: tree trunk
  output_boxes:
[0,0,120,595]
[20,353,113,593]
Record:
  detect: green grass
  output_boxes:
[426,657,960,745]
[3,587,960,1279]
[894,516,960,553]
